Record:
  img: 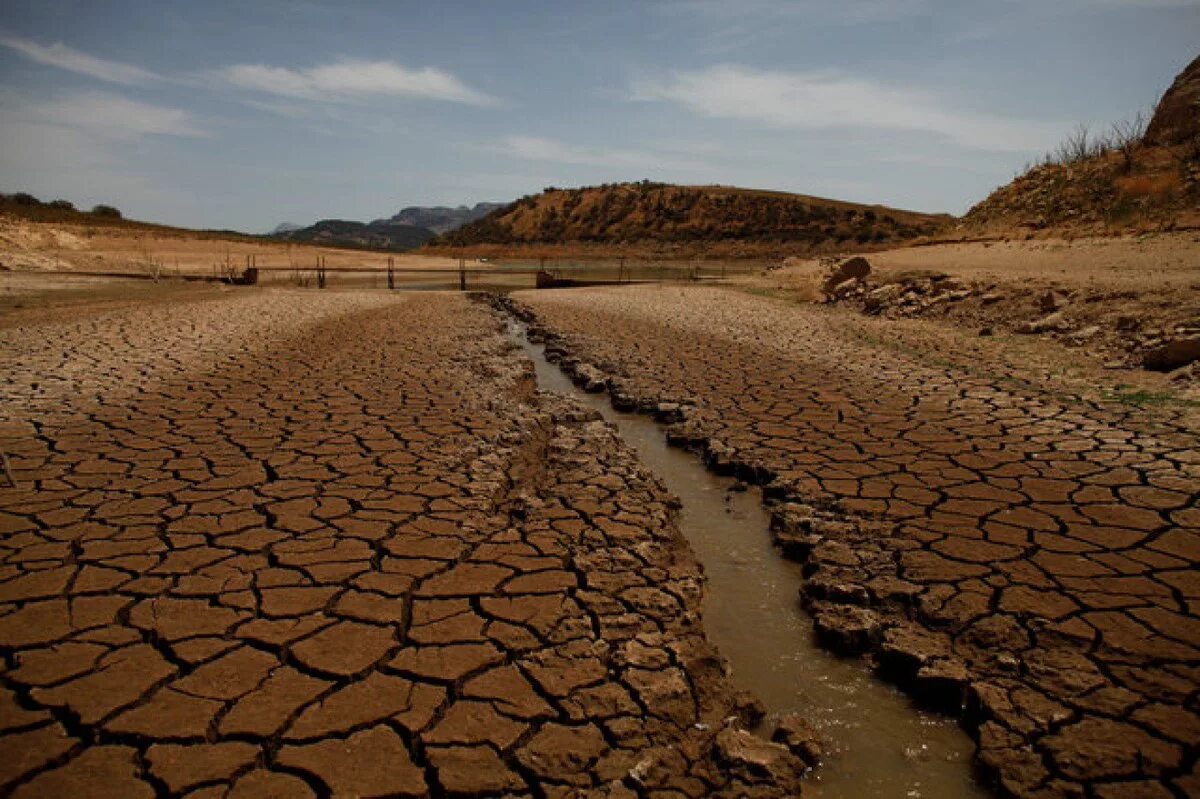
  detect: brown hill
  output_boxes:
[1146,54,1200,147]
[427,182,950,258]
[964,54,1200,235]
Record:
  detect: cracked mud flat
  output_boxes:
[507,285,1200,799]
[0,290,809,798]
[508,319,986,799]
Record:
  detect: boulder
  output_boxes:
[821,257,872,297]
[1145,54,1200,147]
[834,256,872,280]
[1142,336,1200,372]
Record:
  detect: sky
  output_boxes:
[0,1,1196,231]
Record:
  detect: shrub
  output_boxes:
[48,199,75,211]
[1110,111,1148,174]
[91,204,122,218]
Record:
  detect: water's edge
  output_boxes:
[501,315,987,798]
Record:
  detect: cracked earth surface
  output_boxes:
[0,290,806,798]
[509,286,1200,799]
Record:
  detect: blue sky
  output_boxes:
[0,1,1196,231]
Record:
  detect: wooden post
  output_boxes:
[387,256,395,290]
[459,257,466,291]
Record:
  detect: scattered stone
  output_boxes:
[771,713,822,767]
[1015,311,1068,334]
[1142,336,1200,371]
[822,257,872,297]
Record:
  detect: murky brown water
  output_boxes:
[509,321,989,799]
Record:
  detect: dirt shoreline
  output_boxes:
[504,286,1200,799]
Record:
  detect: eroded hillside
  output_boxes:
[429,182,949,258]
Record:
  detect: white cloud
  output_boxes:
[658,0,933,25]
[492,135,707,172]
[5,90,203,139]
[218,59,496,106]
[630,64,1064,152]
[0,34,158,85]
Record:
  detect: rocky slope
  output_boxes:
[1145,54,1200,147]
[429,182,950,258]
[814,256,1200,386]
[964,54,1200,234]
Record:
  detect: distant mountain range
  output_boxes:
[376,203,507,234]
[270,202,505,251]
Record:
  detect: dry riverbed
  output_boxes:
[509,284,1200,799]
[3,281,1197,799]
[0,290,808,797]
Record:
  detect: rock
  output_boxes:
[1141,336,1200,372]
[731,690,766,727]
[1038,290,1065,313]
[772,528,821,560]
[611,391,637,411]
[574,364,606,392]
[1016,312,1067,335]
[835,256,872,280]
[1067,325,1102,343]
[830,277,864,299]
[714,726,804,789]
[821,257,871,297]
[813,605,883,654]
[704,440,736,474]
[863,284,903,314]
[653,402,683,423]
[804,575,870,605]
[1145,54,1200,146]
[913,658,971,713]
[877,623,952,680]
[770,714,822,767]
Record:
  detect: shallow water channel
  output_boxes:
[508,322,988,799]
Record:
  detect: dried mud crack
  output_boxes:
[497,286,1200,799]
[0,290,806,798]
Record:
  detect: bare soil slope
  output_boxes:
[0,214,460,276]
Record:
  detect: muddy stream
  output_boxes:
[508,321,988,798]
